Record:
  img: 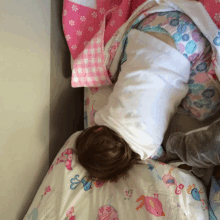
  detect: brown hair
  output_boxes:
[74,125,141,182]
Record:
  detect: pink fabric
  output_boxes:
[71,23,112,87]
[63,0,146,87]
[63,0,146,60]
[62,0,220,88]
[200,0,220,29]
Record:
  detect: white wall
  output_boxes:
[0,1,50,219]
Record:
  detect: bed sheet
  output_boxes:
[24,131,210,220]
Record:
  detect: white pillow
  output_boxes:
[95,29,191,160]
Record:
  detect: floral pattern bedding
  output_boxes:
[24,131,209,220]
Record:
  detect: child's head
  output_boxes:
[74,125,141,182]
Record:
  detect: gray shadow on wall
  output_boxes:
[50,0,84,164]
[51,0,71,79]
[49,87,84,165]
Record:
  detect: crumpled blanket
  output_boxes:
[63,0,220,88]
[162,118,220,178]
[23,131,210,220]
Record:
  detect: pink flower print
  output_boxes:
[214,13,220,22]
[71,45,77,50]
[86,97,90,106]
[125,189,133,198]
[59,155,67,162]
[76,30,82,36]
[56,158,60,164]
[66,206,74,217]
[92,12,98,18]
[100,206,104,214]
[68,154,73,160]
[80,16,86,22]
[98,206,118,220]
[69,20,75,26]
[47,186,51,192]
[44,186,51,195]
[99,8,106,14]
[215,0,220,3]
[110,20,115,26]
[66,35,71,41]
[69,216,75,220]
[108,41,120,59]
[67,213,73,219]
[88,26,94,32]
[90,87,99,94]
[72,5,78,12]
[66,149,73,154]
[48,165,53,173]
[65,160,72,170]
[119,9,123,17]
[63,10,67,16]
[194,72,210,83]
[94,181,105,188]
[62,149,67,155]
[176,184,184,195]
[106,206,111,212]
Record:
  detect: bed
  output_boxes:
[23,83,218,220]
[24,0,220,219]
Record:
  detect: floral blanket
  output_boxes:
[24,131,210,220]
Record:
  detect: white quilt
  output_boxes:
[24,131,209,220]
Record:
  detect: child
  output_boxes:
[74,11,217,182]
[74,125,142,182]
